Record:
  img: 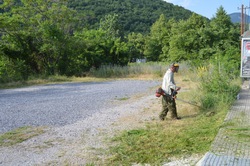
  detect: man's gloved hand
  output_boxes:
[172,90,178,99]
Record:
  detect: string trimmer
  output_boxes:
[175,97,202,109]
[155,87,202,109]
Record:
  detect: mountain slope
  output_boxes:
[68,0,199,34]
[229,12,250,23]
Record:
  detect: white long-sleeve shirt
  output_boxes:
[161,69,177,95]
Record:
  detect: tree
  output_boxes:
[99,14,123,39]
[160,18,175,61]
[208,6,240,73]
[0,0,77,75]
[168,13,209,62]
[73,14,129,70]
[127,32,145,62]
[98,14,129,66]
[210,6,237,50]
[144,14,169,61]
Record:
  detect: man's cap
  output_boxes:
[172,63,179,67]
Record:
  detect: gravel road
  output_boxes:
[0,79,160,165]
[0,80,159,134]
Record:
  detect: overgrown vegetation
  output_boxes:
[198,64,241,110]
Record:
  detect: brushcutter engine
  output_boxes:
[155,87,165,97]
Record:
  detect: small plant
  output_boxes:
[200,93,218,110]
[0,126,45,147]
[116,97,130,101]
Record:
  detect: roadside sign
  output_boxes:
[241,38,250,77]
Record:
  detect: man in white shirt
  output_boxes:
[160,63,181,120]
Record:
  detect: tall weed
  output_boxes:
[197,62,241,111]
[89,62,169,78]
[89,62,190,78]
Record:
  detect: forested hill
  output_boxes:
[68,0,198,34]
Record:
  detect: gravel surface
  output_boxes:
[0,80,159,134]
[0,79,160,165]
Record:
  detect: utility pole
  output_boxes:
[241,4,244,35]
[239,4,245,35]
[238,4,250,35]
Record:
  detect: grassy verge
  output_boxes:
[100,63,241,165]
[0,63,168,89]
[107,111,227,165]
[0,126,45,147]
[105,84,230,165]
[0,75,112,89]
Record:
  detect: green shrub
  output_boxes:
[200,93,218,110]
[198,62,241,112]
[0,56,29,83]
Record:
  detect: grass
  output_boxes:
[0,75,113,89]
[222,126,250,143]
[229,127,250,138]
[0,126,45,147]
[89,62,168,78]
[116,97,130,101]
[220,112,250,143]
[0,62,181,90]
[106,102,228,165]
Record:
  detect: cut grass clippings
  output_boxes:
[0,126,45,147]
[107,108,227,165]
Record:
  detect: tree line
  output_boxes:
[0,0,240,83]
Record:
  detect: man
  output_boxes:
[160,63,181,120]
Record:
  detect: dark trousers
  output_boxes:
[159,95,177,120]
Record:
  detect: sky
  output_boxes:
[164,0,250,19]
